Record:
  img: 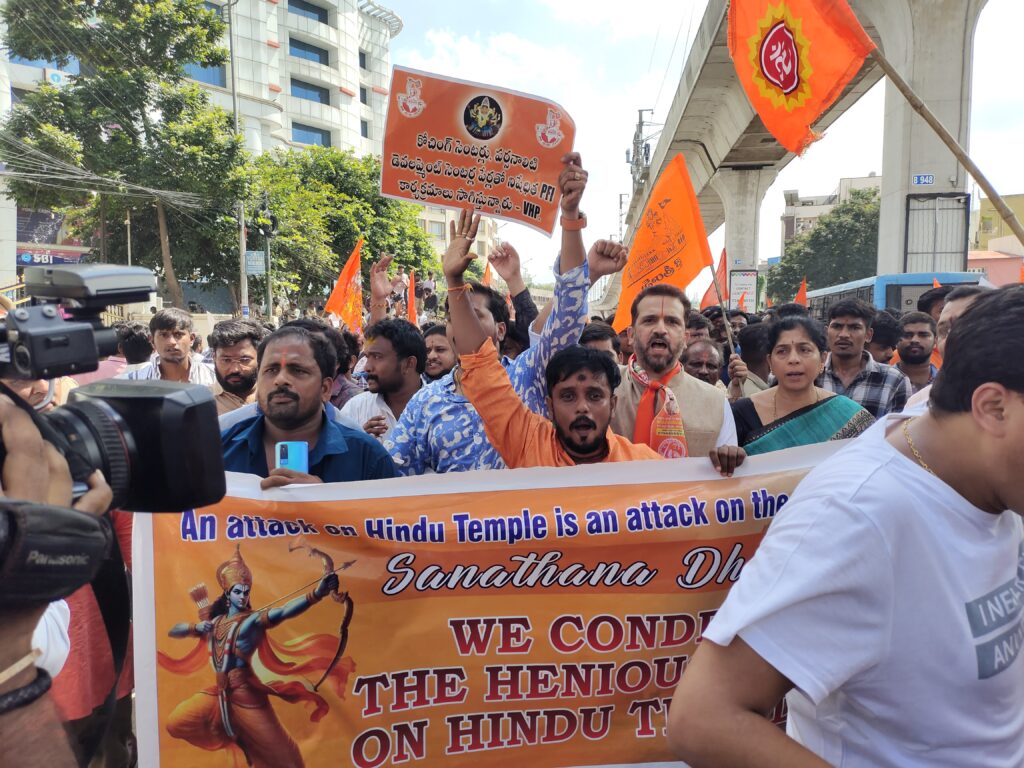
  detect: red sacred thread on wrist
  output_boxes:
[447,284,474,297]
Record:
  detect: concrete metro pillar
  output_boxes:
[710,168,776,305]
[853,0,987,275]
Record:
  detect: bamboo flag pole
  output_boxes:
[868,49,1024,247]
[709,266,736,356]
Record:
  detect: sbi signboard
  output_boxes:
[17,249,83,266]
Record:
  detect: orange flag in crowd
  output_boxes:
[324,239,364,331]
[728,0,875,155]
[700,249,729,311]
[613,154,714,331]
[766,296,774,308]
[737,292,748,312]
[407,271,418,325]
[932,277,942,288]
[482,261,493,287]
[1019,263,1024,284]
[794,277,808,307]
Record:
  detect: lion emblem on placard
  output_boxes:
[397,77,426,118]
[535,108,565,149]
[463,95,503,140]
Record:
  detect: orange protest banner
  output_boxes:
[793,277,808,307]
[612,155,714,331]
[325,239,364,332]
[134,448,840,766]
[381,66,575,235]
[728,0,875,155]
[700,250,729,311]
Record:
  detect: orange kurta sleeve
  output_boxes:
[459,338,562,468]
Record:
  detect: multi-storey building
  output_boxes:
[187,0,400,156]
[779,173,882,254]
[0,1,499,284]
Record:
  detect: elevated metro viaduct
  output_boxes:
[592,0,986,314]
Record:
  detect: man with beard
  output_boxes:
[221,327,395,488]
[423,324,456,381]
[457,328,659,466]
[208,320,269,415]
[339,319,425,439]
[819,299,912,418]
[611,285,735,459]
[894,311,938,393]
[905,285,993,408]
[120,307,217,387]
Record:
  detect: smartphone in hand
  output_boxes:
[274,441,309,474]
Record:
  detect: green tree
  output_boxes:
[0,0,245,307]
[767,187,880,303]
[251,147,439,303]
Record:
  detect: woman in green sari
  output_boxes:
[731,316,874,455]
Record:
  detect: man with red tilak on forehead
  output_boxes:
[610,284,736,459]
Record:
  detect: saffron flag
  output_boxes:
[1019,263,1024,284]
[794,277,808,306]
[737,292,748,312]
[325,239,364,331]
[766,296,774,308]
[483,261,493,287]
[408,271,418,325]
[612,154,714,331]
[728,0,876,155]
[700,250,729,311]
[933,277,942,288]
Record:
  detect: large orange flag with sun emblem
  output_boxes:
[728,0,875,155]
[324,239,364,331]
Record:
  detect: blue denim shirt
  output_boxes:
[384,255,589,475]
[222,406,396,482]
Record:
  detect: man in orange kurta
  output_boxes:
[460,337,661,467]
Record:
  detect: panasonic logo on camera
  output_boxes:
[26,550,90,567]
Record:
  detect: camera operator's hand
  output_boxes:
[260,467,324,490]
[0,395,110,699]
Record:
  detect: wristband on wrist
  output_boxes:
[0,668,50,716]
[560,211,587,231]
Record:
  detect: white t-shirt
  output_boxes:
[338,391,397,439]
[706,413,1024,767]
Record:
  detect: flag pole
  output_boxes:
[709,266,736,356]
[868,49,1024,247]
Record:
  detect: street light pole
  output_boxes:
[125,209,132,265]
[225,0,248,317]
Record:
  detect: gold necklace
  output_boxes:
[901,418,935,475]
[772,387,821,422]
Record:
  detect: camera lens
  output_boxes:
[44,400,135,509]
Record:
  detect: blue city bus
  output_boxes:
[805,272,983,320]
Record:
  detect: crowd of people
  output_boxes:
[3,150,1023,768]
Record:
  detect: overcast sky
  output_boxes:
[386,0,1022,296]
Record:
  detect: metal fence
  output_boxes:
[904,193,969,273]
